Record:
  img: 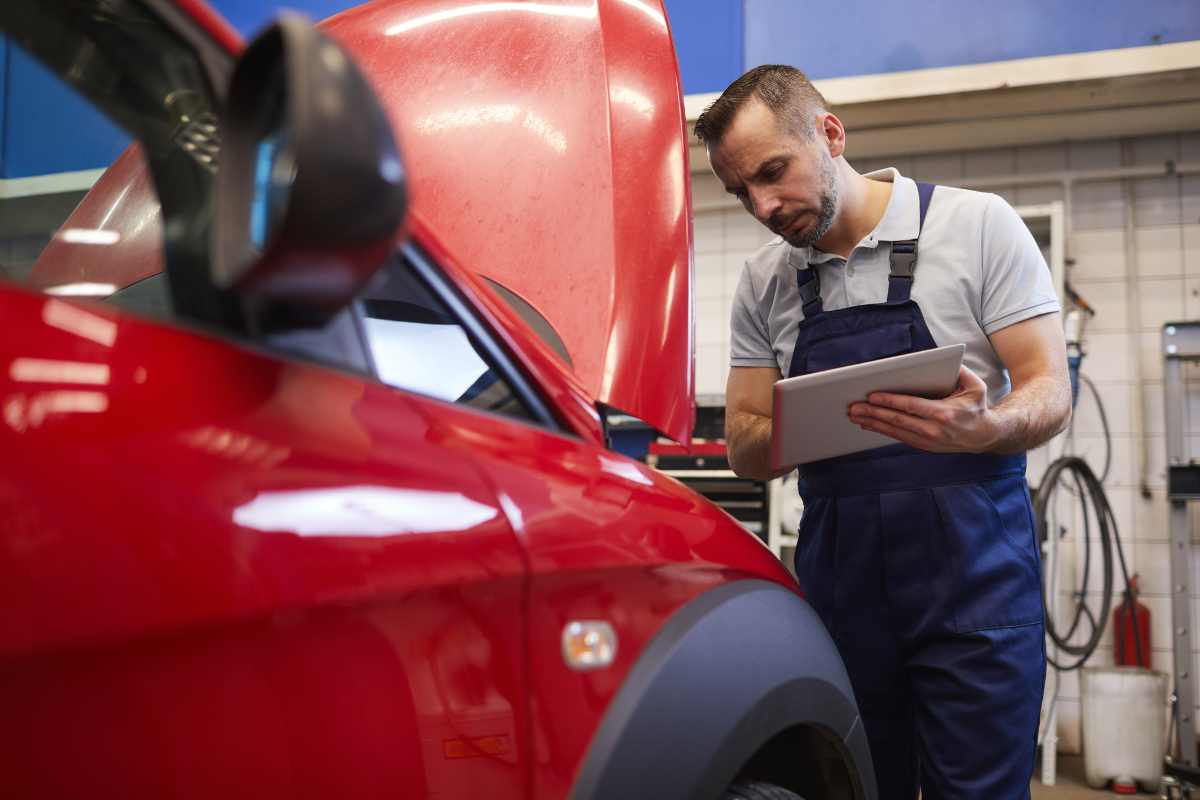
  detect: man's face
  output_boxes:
[708,99,838,248]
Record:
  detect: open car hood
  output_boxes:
[32,0,695,444]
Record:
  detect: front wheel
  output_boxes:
[723,782,805,800]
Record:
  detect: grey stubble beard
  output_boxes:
[785,150,838,249]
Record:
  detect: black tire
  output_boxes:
[722,782,805,800]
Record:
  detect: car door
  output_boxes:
[0,283,529,799]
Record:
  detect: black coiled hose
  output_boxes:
[1034,454,1141,671]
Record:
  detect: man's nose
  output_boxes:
[749,188,781,223]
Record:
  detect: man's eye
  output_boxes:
[764,166,782,180]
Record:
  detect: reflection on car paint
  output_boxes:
[3,390,109,432]
[384,3,597,37]
[233,486,501,536]
[9,358,111,385]
[596,455,654,486]
[181,426,291,468]
[41,300,118,345]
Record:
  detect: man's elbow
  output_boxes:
[728,455,767,481]
[726,436,768,480]
[727,442,789,481]
[1041,373,1074,441]
[726,444,753,479]
[1055,370,1075,434]
[1055,400,1072,437]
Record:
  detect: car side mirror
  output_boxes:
[213,13,406,331]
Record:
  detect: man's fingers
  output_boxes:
[860,391,942,418]
[851,405,941,440]
[855,417,939,451]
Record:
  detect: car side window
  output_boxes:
[362,254,538,425]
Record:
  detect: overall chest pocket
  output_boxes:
[803,321,914,373]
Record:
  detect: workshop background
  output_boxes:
[2,0,1199,794]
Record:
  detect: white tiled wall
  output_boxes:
[692,131,1200,753]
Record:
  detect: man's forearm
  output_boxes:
[727,411,791,480]
[987,374,1072,454]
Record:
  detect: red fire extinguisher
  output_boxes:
[1113,574,1151,668]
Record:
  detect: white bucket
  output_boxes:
[1080,666,1168,790]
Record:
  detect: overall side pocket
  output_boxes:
[934,478,1043,633]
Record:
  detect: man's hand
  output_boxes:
[849,313,1071,455]
[848,364,1001,453]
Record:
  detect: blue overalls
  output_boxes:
[790,184,1046,799]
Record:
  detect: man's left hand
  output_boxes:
[847,364,1001,453]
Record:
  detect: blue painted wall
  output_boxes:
[744,0,1200,80]
[204,0,358,39]
[663,0,743,95]
[0,0,358,179]
[5,46,130,179]
[5,1,1200,178]
[1,37,7,177]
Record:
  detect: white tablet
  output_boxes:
[769,343,965,469]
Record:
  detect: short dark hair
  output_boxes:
[693,65,829,146]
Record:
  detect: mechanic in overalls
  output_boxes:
[695,65,1072,799]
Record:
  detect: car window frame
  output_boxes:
[367,240,566,435]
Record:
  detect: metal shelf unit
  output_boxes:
[1164,321,1200,768]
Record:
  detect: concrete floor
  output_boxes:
[1032,754,1157,798]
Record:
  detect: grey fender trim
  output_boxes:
[569,579,877,800]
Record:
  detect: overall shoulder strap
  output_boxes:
[887,181,936,304]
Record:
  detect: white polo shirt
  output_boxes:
[729,168,1060,405]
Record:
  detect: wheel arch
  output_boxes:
[568,579,877,800]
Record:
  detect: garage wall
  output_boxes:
[692,129,1200,750]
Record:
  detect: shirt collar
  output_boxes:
[790,167,919,271]
[864,167,921,243]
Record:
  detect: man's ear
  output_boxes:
[819,112,846,159]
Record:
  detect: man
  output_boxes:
[695,65,1071,799]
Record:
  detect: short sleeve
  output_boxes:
[979,193,1061,335]
[730,264,777,367]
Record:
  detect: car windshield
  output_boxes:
[0,0,224,314]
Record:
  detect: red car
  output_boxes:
[0,1,875,798]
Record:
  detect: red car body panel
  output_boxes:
[0,286,530,796]
[321,0,695,444]
[0,284,787,796]
[31,146,164,293]
[32,0,695,445]
[0,1,840,797]
[405,389,792,798]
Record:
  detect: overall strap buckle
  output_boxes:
[796,267,824,317]
[889,240,918,278]
[887,239,918,303]
[885,182,936,303]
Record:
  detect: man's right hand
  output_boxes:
[725,365,792,480]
